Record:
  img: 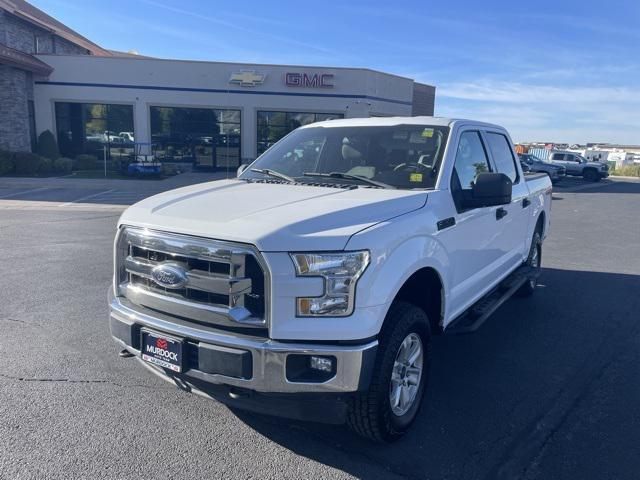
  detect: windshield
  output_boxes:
[241,125,450,189]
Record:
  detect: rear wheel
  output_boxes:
[348,302,431,442]
[517,230,542,297]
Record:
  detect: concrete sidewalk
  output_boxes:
[0,170,234,192]
[0,171,236,210]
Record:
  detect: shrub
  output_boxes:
[13,152,46,175]
[40,157,54,173]
[611,164,640,177]
[54,157,73,174]
[36,130,60,160]
[0,150,14,175]
[74,154,98,170]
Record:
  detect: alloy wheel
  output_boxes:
[389,333,424,416]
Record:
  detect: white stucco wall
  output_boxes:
[34,55,420,159]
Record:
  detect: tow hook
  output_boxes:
[229,387,251,400]
[118,349,135,358]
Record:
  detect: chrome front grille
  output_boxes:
[115,227,268,329]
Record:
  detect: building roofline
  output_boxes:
[34,53,434,85]
[0,0,111,56]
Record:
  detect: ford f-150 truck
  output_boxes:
[110,117,552,442]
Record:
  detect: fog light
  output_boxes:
[310,356,333,372]
[286,354,337,382]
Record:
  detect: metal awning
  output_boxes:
[0,42,53,75]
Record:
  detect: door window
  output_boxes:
[451,131,491,211]
[485,132,518,182]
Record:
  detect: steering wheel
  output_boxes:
[393,154,433,172]
[393,162,426,172]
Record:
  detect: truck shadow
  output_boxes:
[229,267,640,479]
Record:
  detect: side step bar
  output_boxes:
[445,265,540,335]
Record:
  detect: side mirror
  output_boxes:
[236,163,249,177]
[462,172,512,209]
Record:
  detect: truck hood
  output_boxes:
[119,179,428,251]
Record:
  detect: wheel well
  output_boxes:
[536,211,545,236]
[393,268,443,334]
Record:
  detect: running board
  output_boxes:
[445,265,540,335]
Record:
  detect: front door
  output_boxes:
[440,130,506,319]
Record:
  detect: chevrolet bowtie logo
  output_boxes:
[229,70,266,87]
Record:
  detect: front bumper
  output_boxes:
[109,296,378,395]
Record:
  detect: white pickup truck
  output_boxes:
[110,117,552,441]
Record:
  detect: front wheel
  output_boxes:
[348,302,431,442]
[517,231,542,297]
[583,169,600,182]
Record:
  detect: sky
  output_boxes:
[31,0,640,144]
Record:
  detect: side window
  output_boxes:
[552,153,564,161]
[452,131,491,190]
[485,132,518,182]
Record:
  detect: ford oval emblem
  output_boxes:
[151,263,188,289]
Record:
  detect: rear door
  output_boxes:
[564,154,583,174]
[483,130,531,272]
[550,153,569,171]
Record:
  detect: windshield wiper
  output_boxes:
[250,168,295,184]
[303,171,394,189]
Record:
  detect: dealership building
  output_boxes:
[1,0,436,168]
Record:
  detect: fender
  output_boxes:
[347,209,451,332]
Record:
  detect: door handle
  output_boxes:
[496,207,508,220]
[522,198,531,208]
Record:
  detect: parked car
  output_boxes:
[86,130,119,143]
[549,151,609,182]
[119,132,135,143]
[109,117,552,442]
[519,153,566,184]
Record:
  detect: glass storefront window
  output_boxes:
[55,102,134,162]
[257,111,343,155]
[150,106,241,169]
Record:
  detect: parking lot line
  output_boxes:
[58,189,116,207]
[0,187,50,199]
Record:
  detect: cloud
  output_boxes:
[439,81,640,104]
[436,79,640,144]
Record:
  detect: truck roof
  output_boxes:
[303,116,504,130]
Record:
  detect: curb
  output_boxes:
[608,175,640,181]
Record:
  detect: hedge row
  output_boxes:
[1,129,101,176]
[0,151,77,176]
[610,164,640,177]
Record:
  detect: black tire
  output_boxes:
[517,230,542,297]
[583,169,600,182]
[348,302,431,442]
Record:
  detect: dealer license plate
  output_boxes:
[141,330,183,373]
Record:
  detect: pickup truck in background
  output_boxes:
[519,153,566,184]
[110,117,552,442]
[549,151,609,182]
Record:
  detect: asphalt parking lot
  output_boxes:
[1,174,639,479]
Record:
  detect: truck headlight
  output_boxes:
[290,251,370,316]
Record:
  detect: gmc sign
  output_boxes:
[285,72,334,88]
